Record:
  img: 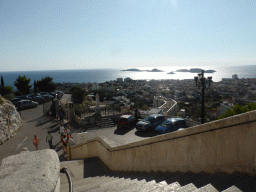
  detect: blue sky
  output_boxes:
[1,0,256,71]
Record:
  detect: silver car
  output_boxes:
[17,99,39,110]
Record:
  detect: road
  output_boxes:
[0,96,153,162]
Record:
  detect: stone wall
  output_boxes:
[69,109,256,174]
[0,97,22,144]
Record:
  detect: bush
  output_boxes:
[218,103,256,119]
[3,94,14,101]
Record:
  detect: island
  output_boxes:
[121,68,141,72]
[148,68,164,72]
[121,68,164,72]
[176,68,216,73]
[167,72,175,74]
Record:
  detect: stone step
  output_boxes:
[222,186,243,192]
[175,183,198,192]
[193,172,249,191]
[148,181,181,192]
[164,172,209,186]
[86,178,147,192]
[62,175,120,192]
[74,176,127,192]
[222,175,256,192]
[60,176,103,192]
[194,184,219,192]
[60,159,255,192]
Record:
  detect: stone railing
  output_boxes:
[0,149,60,192]
[68,110,256,175]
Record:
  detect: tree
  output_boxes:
[1,76,5,95]
[218,103,256,119]
[69,86,86,104]
[34,80,38,93]
[14,75,32,95]
[37,76,56,92]
[4,86,13,95]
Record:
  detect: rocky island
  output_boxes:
[176,68,216,73]
[121,68,164,72]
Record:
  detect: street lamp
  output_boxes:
[194,70,212,124]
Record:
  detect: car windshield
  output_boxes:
[161,120,173,128]
[142,116,155,123]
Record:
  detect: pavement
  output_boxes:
[0,95,153,162]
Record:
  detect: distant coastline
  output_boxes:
[121,68,164,72]
[122,67,216,74]
[176,68,216,73]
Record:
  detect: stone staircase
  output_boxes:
[60,158,256,192]
[98,116,115,128]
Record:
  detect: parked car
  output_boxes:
[39,92,54,101]
[136,114,166,132]
[11,98,23,107]
[14,95,26,99]
[32,96,46,104]
[117,115,137,129]
[17,100,39,110]
[50,91,63,99]
[55,90,64,96]
[155,118,188,135]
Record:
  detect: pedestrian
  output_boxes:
[59,124,65,137]
[61,134,68,154]
[66,125,72,135]
[46,131,54,149]
[134,108,138,120]
[59,109,64,123]
[49,111,52,120]
[33,135,39,151]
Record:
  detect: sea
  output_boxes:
[1,65,256,89]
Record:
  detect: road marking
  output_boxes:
[16,137,28,151]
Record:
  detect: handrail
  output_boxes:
[60,167,73,192]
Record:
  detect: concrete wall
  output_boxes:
[69,110,256,174]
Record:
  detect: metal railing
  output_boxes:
[60,167,73,192]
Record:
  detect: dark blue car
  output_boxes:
[136,114,166,132]
[155,118,187,134]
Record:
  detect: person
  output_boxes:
[33,135,39,150]
[59,109,64,123]
[66,125,72,135]
[59,124,65,137]
[67,133,73,141]
[49,111,52,120]
[134,108,138,120]
[61,134,68,154]
[46,131,53,149]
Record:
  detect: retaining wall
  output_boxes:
[69,110,256,174]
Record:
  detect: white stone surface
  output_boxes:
[76,132,88,145]
[0,149,60,192]
[0,97,22,144]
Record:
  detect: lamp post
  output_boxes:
[194,70,212,124]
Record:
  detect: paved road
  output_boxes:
[0,96,153,162]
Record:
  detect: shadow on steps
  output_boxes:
[64,157,256,191]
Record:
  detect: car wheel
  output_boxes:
[21,106,25,110]
[34,104,37,108]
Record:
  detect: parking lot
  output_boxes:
[0,97,153,162]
